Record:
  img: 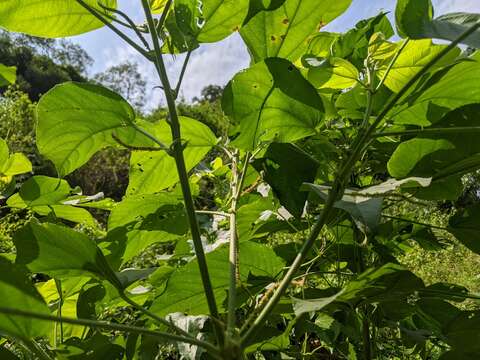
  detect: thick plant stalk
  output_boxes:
[140,0,223,345]
[227,150,240,337]
[240,20,480,347]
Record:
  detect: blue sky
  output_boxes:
[72,0,480,108]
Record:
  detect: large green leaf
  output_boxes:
[0,258,50,339]
[7,176,96,227]
[14,220,120,287]
[240,0,352,63]
[150,241,284,316]
[223,58,324,150]
[390,55,480,126]
[0,0,117,38]
[174,0,249,43]
[396,0,480,48]
[293,263,424,316]
[448,204,480,255]
[252,143,318,218]
[36,82,147,177]
[388,105,480,200]
[127,116,217,194]
[103,193,188,266]
[0,64,15,86]
[372,39,460,93]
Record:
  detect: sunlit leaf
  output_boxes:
[223,58,324,150]
[0,64,15,86]
[240,0,352,63]
[0,0,117,38]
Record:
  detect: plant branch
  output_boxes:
[75,0,150,58]
[156,0,174,33]
[118,291,193,338]
[112,133,165,151]
[174,50,193,99]
[237,22,480,342]
[0,307,221,357]
[382,215,448,231]
[140,0,223,345]
[129,123,171,152]
[196,210,231,217]
[97,2,151,49]
[373,126,480,138]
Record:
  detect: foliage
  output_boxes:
[0,1,480,360]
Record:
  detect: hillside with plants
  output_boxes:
[0,0,480,359]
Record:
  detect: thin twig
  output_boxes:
[375,39,409,93]
[75,0,150,58]
[174,50,193,99]
[97,2,151,49]
[112,133,165,151]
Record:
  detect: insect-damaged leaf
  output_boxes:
[174,0,249,43]
[0,258,50,339]
[150,241,284,316]
[0,0,117,38]
[252,143,318,218]
[14,220,121,288]
[223,58,323,150]
[240,0,352,63]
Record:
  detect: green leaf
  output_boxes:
[307,57,359,90]
[0,258,50,339]
[7,176,96,227]
[396,0,480,48]
[103,193,188,266]
[373,39,460,93]
[0,64,15,86]
[388,105,480,200]
[395,0,433,39]
[0,0,117,38]
[150,241,284,316]
[448,204,480,255]
[252,143,318,218]
[223,58,324,150]
[293,263,424,315]
[0,139,32,179]
[390,57,480,126]
[303,183,384,232]
[127,117,217,194]
[240,0,352,63]
[150,0,168,14]
[36,82,144,177]
[14,220,120,287]
[174,0,249,43]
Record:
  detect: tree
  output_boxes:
[94,61,147,111]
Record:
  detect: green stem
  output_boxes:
[118,291,193,339]
[227,150,240,337]
[381,215,448,231]
[0,307,221,358]
[373,126,480,138]
[174,50,193,99]
[75,0,150,58]
[140,0,223,345]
